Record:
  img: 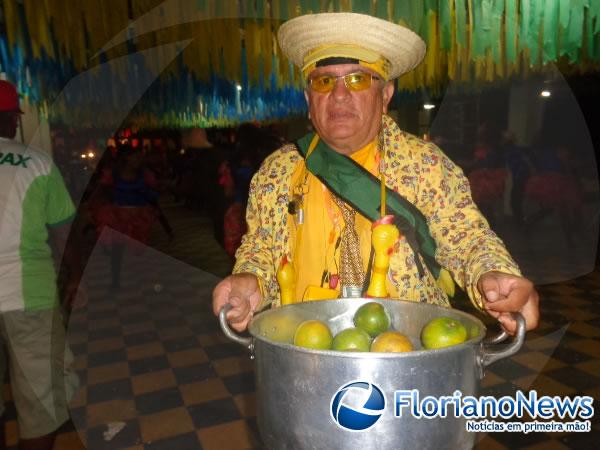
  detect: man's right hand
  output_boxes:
[212,273,263,332]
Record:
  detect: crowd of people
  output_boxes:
[463,123,584,243]
[51,123,286,280]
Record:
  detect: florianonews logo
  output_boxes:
[330,381,386,431]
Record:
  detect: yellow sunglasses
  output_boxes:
[308,72,382,93]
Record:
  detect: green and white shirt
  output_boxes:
[0,138,75,311]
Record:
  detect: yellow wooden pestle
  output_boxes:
[277,255,296,305]
[366,215,400,298]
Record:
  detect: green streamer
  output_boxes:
[197,0,207,12]
[376,0,388,20]
[411,0,425,33]
[490,0,504,65]
[591,0,600,34]
[505,0,518,63]
[527,0,542,64]
[543,0,559,62]
[565,0,585,60]
[439,0,452,51]
[519,0,530,51]
[393,1,409,23]
[352,0,372,15]
[420,5,430,42]
[299,0,310,13]
[558,0,570,30]
[279,0,289,19]
[481,0,493,53]
[256,0,265,18]
[471,0,484,57]
[455,0,467,47]
[425,0,438,12]
[333,0,341,11]
[586,4,594,57]
[311,0,321,12]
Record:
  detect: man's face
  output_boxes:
[305,64,394,155]
[0,112,19,139]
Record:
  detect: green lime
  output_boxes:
[332,327,371,352]
[293,320,333,350]
[353,302,390,337]
[421,316,468,349]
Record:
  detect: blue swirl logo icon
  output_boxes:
[330,381,386,431]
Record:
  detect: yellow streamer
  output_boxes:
[3,0,22,51]
[23,0,53,59]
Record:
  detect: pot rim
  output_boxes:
[249,300,488,359]
[250,333,485,359]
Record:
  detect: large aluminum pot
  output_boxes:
[220,298,525,450]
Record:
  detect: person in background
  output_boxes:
[467,123,507,226]
[502,131,531,228]
[222,145,256,259]
[144,142,174,240]
[90,144,158,289]
[181,129,228,243]
[525,142,583,245]
[0,80,82,450]
[222,124,283,258]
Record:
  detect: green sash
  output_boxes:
[295,133,442,279]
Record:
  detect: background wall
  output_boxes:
[15,99,52,154]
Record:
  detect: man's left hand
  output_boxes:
[477,271,539,335]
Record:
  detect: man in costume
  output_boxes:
[213,13,539,336]
[0,80,81,449]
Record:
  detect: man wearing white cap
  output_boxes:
[213,13,539,337]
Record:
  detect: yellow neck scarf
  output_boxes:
[289,139,399,301]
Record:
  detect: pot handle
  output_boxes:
[478,312,526,371]
[218,304,254,354]
[484,330,509,345]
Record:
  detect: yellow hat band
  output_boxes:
[301,44,391,80]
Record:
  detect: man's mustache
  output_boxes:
[327,110,358,119]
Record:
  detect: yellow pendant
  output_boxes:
[366,216,400,298]
[277,255,297,305]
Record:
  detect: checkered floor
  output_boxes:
[3,202,599,449]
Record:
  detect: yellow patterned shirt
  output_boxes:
[233,116,521,311]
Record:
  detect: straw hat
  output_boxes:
[277,12,426,80]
